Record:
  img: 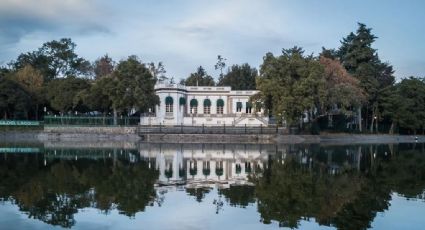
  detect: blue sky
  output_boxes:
[0,0,424,81]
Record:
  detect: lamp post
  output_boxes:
[191,108,194,125]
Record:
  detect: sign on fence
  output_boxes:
[0,148,41,153]
[0,120,41,126]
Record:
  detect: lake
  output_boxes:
[0,142,424,230]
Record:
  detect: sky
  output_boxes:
[0,0,424,82]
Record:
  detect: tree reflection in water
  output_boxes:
[252,143,425,229]
[0,149,159,228]
[185,187,212,203]
[218,185,255,208]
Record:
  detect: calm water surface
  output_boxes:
[0,142,424,230]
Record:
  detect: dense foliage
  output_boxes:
[256,23,424,134]
[1,39,159,121]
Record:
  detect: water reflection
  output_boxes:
[0,142,424,229]
[0,148,158,228]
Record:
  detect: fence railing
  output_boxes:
[44,116,140,126]
[137,124,282,135]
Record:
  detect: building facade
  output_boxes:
[140,83,268,126]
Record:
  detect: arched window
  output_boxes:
[215,161,224,177]
[203,161,210,177]
[190,99,198,114]
[165,163,173,179]
[179,97,186,106]
[236,102,242,112]
[165,96,173,113]
[246,102,252,114]
[203,99,211,114]
[217,99,224,114]
[189,160,197,177]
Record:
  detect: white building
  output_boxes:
[140,83,268,126]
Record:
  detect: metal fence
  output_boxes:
[137,124,282,135]
[44,116,140,126]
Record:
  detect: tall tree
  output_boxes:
[214,55,226,78]
[217,63,257,90]
[182,66,215,86]
[380,77,425,134]
[12,65,45,119]
[319,57,366,129]
[337,23,395,132]
[109,56,159,120]
[0,77,32,119]
[93,54,114,79]
[10,38,92,81]
[257,47,326,126]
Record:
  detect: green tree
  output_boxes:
[381,77,425,134]
[46,76,90,114]
[12,65,45,119]
[218,63,257,90]
[214,55,226,78]
[109,56,159,120]
[338,23,395,132]
[182,66,215,86]
[257,47,326,126]
[10,38,92,81]
[0,77,32,119]
[78,77,114,114]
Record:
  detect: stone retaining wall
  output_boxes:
[44,126,137,134]
[41,126,140,142]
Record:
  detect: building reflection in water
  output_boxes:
[140,143,272,188]
[137,143,377,191]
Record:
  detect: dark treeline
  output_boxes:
[0,151,159,228]
[252,143,425,229]
[0,39,158,121]
[1,23,424,134]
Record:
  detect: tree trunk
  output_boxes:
[375,115,379,134]
[358,107,362,132]
[35,104,39,120]
[389,143,394,156]
[365,105,369,131]
[113,108,118,125]
[357,146,362,171]
[389,122,395,135]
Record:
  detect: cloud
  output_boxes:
[0,0,111,46]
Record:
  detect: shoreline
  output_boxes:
[1,130,424,144]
